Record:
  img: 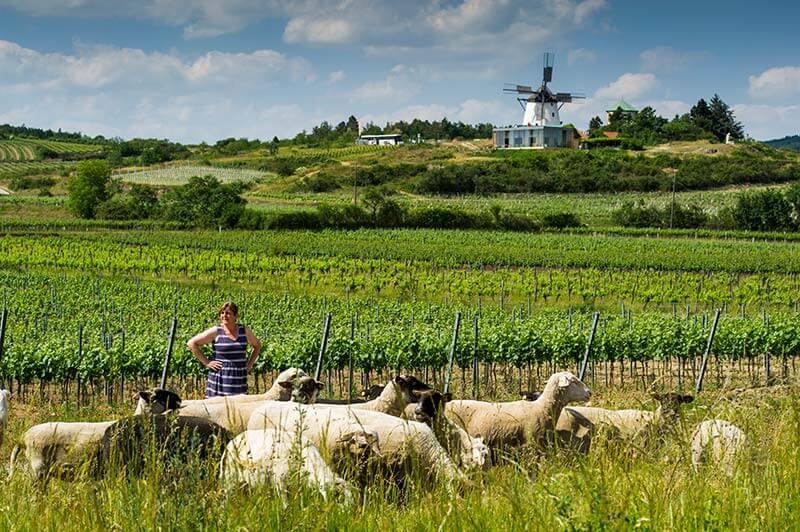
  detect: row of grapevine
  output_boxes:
[115,164,267,186]
[2,233,800,309]
[0,161,68,177]
[0,139,104,161]
[0,269,797,386]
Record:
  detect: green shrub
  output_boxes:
[732,189,796,231]
[160,175,246,228]
[542,212,582,228]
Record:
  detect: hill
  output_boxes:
[765,135,800,151]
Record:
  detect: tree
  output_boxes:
[608,107,631,127]
[67,160,111,218]
[588,116,604,138]
[269,136,280,156]
[160,175,246,228]
[689,98,714,134]
[708,94,744,141]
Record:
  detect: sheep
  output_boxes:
[0,389,10,449]
[347,375,431,417]
[100,414,231,476]
[220,428,360,504]
[134,373,322,434]
[410,388,490,471]
[247,402,466,488]
[9,421,115,481]
[133,367,306,416]
[691,419,746,476]
[559,392,694,445]
[445,371,591,452]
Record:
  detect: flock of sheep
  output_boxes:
[0,370,748,500]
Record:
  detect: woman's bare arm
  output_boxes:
[244,326,262,372]
[187,326,219,369]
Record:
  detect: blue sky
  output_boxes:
[1,0,798,143]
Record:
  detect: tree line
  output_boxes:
[589,94,744,146]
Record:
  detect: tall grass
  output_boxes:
[1,387,798,530]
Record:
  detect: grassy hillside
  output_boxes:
[765,135,800,151]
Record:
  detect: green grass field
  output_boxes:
[1,383,796,531]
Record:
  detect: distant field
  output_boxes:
[116,164,269,185]
[0,160,68,178]
[245,184,788,226]
[0,139,104,161]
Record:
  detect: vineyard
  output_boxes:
[282,144,386,161]
[0,139,104,161]
[115,164,268,186]
[1,228,800,398]
[0,161,68,178]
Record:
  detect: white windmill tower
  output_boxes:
[504,52,584,126]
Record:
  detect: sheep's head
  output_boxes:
[465,436,491,471]
[361,385,385,400]
[135,388,182,415]
[273,367,308,400]
[394,374,433,405]
[653,392,693,422]
[337,428,381,460]
[553,372,591,403]
[412,389,451,424]
[291,376,324,404]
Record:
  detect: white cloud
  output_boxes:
[284,17,355,44]
[639,46,709,73]
[327,70,345,84]
[748,66,800,100]
[426,0,513,34]
[0,39,319,142]
[733,104,800,140]
[594,73,657,101]
[567,48,597,66]
[0,39,312,89]
[574,0,607,24]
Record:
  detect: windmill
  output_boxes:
[504,52,584,127]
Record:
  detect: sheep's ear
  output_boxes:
[442,392,453,402]
[315,381,325,390]
[394,375,405,385]
[558,374,572,387]
[278,381,294,389]
[681,394,694,404]
[410,389,423,399]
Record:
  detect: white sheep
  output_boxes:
[691,419,746,476]
[9,421,115,481]
[247,402,466,487]
[133,367,307,416]
[0,389,10,449]
[445,371,591,452]
[408,389,490,470]
[317,375,426,417]
[558,392,694,449]
[220,428,355,504]
[134,369,320,434]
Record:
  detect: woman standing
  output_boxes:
[187,301,261,398]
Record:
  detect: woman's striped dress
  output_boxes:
[205,324,248,398]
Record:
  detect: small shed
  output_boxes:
[356,134,403,146]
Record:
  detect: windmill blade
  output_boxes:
[542,52,554,83]
[555,92,586,102]
[503,83,535,94]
